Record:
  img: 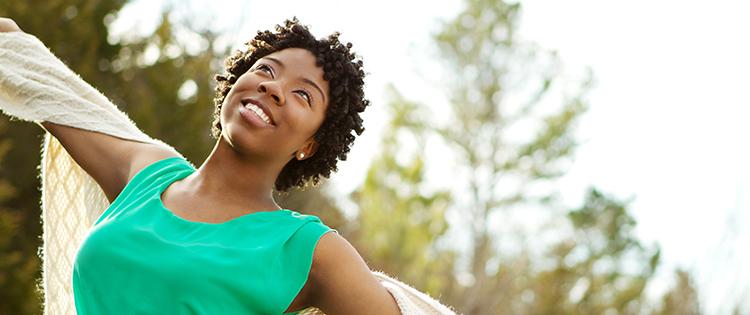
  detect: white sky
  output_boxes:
[518,1,750,313]
[113,0,749,313]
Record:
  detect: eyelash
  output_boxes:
[296,89,313,105]
[256,64,274,76]
[255,63,313,107]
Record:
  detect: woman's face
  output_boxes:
[220,47,330,163]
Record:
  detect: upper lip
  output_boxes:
[241,97,276,126]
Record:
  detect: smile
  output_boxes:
[245,103,272,124]
[240,98,276,126]
[239,103,275,128]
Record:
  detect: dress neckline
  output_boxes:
[155,161,290,226]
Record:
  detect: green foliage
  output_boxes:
[527,188,660,315]
[274,181,349,233]
[0,115,42,315]
[106,11,226,162]
[350,0,705,314]
[350,89,456,295]
[429,0,592,312]
[650,269,701,315]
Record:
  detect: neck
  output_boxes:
[182,137,285,210]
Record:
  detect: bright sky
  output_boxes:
[518,1,750,313]
[112,0,749,313]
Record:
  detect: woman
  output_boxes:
[0,17,402,314]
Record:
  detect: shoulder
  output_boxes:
[307,233,400,314]
[126,144,183,183]
[309,232,371,290]
[310,231,356,274]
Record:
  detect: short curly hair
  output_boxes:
[211,17,369,192]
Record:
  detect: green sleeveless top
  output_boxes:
[72,156,334,315]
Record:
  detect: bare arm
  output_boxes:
[40,122,179,203]
[309,232,402,315]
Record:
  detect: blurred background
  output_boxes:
[1,0,748,314]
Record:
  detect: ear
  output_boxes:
[296,138,319,160]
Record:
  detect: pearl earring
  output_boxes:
[298,153,305,159]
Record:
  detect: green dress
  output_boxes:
[72,156,335,315]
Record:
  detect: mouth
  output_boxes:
[240,98,275,126]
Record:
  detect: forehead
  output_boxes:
[262,48,322,76]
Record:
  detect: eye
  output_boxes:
[296,89,313,106]
[255,64,274,77]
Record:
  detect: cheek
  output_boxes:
[279,111,322,151]
[228,73,256,96]
[219,96,233,126]
[219,76,253,118]
[290,106,322,133]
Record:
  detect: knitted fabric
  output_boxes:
[0,31,457,315]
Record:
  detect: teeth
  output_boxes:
[245,103,271,124]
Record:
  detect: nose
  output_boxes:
[257,81,284,105]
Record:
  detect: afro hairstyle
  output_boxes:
[210,17,369,192]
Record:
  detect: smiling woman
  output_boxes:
[0,15,456,315]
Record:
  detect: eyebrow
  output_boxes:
[264,57,327,104]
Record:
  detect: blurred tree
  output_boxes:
[650,269,701,315]
[274,181,349,233]
[349,87,457,296]
[418,0,590,313]
[354,0,704,314]
[526,188,661,315]
[108,9,224,162]
[0,115,41,315]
